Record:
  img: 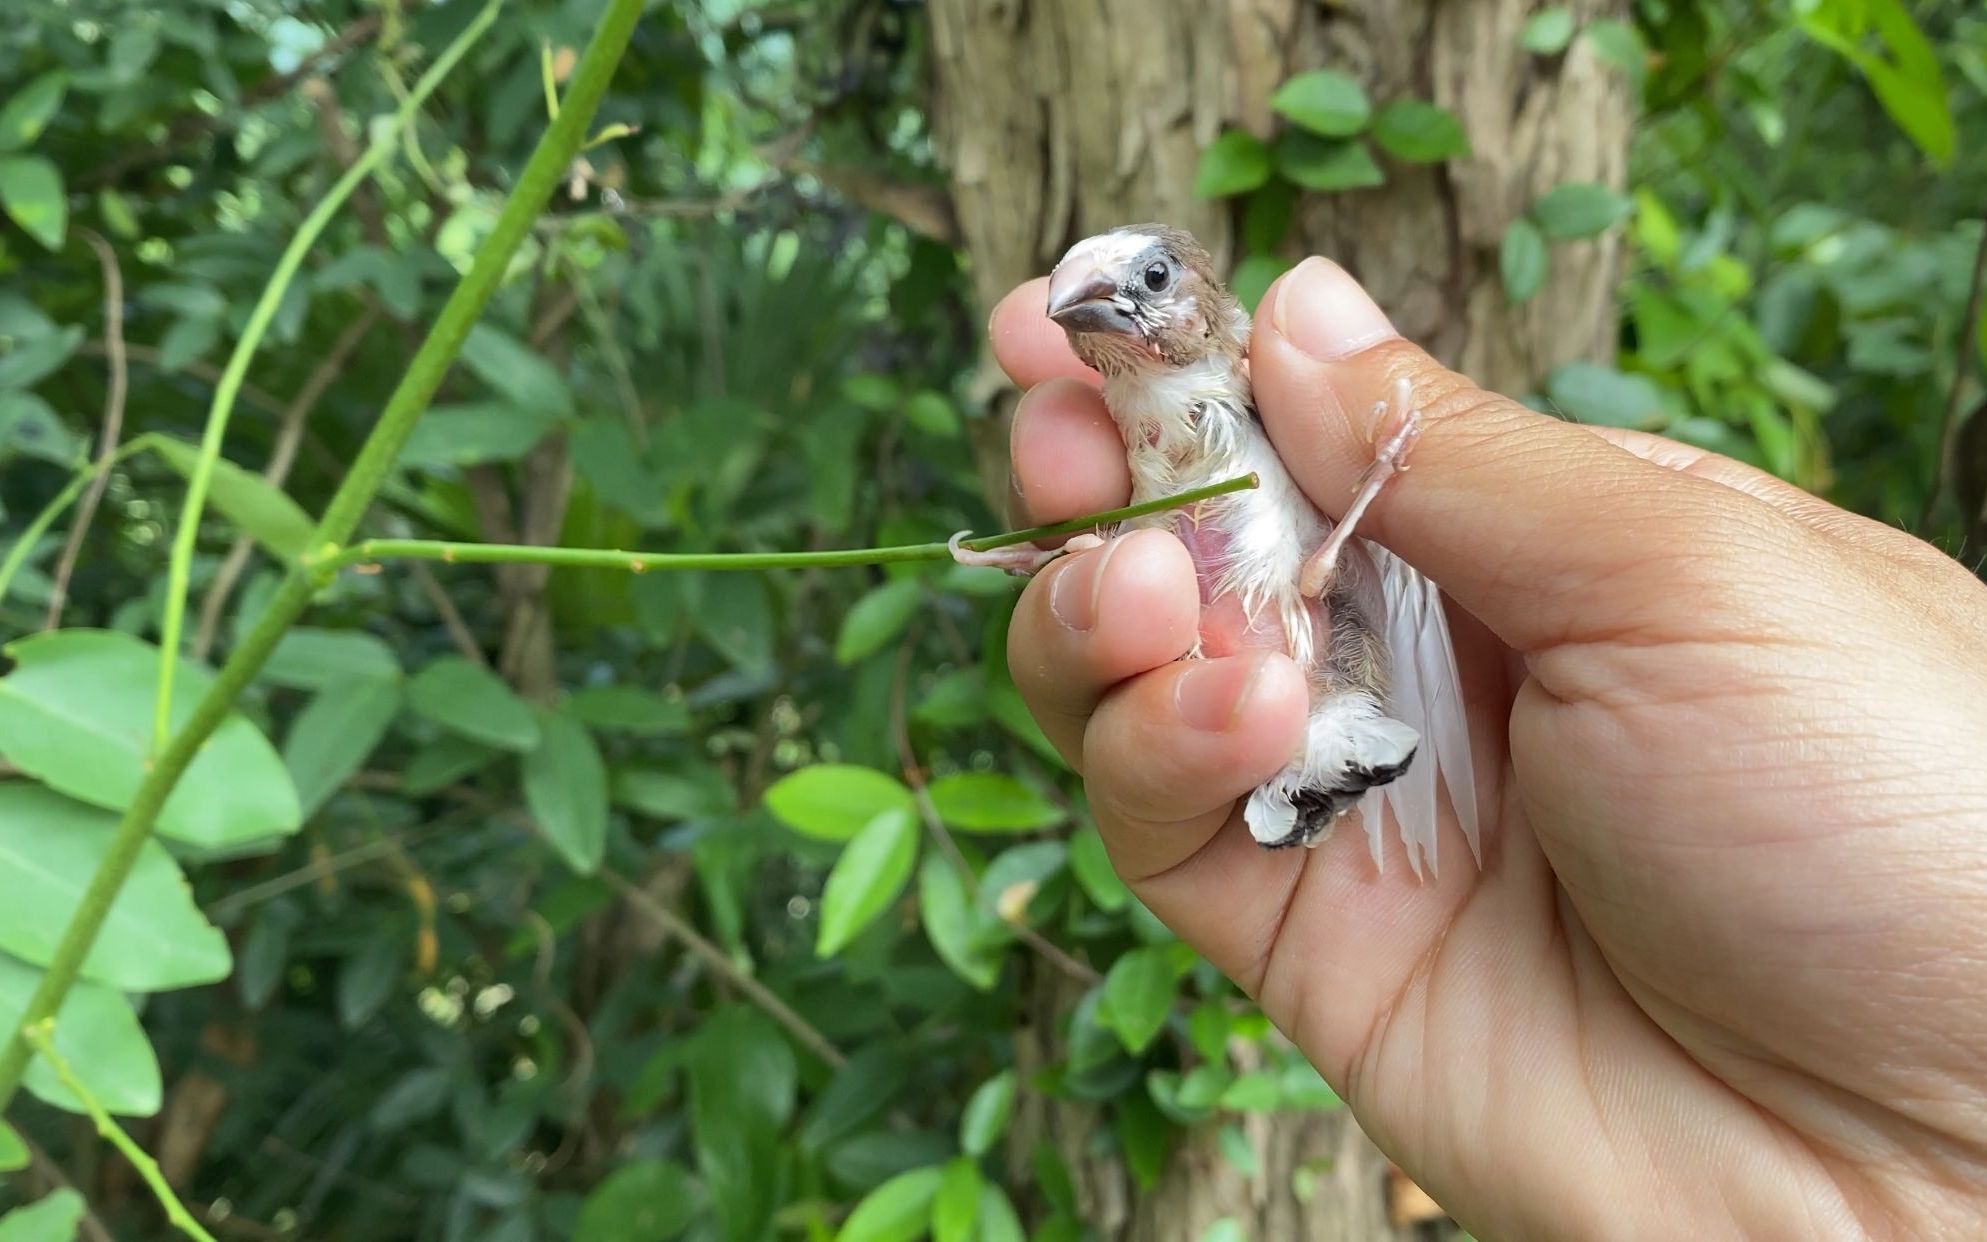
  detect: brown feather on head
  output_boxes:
[1045,224,1245,375]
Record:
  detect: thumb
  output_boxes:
[1250,257,1794,653]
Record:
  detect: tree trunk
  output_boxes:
[926,0,1632,1236]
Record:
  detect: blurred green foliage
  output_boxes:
[0,0,1981,1238]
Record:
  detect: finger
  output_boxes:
[1006,529,1199,767]
[1249,258,1818,653]
[1010,378,1130,526]
[991,277,1099,389]
[1586,427,1868,538]
[1079,653,1312,979]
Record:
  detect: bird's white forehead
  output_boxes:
[1055,231,1159,275]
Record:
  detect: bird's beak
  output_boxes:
[1046,265,1134,335]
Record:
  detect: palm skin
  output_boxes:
[991,256,1987,1239]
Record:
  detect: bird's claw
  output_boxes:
[948,531,1106,578]
[1300,376,1423,598]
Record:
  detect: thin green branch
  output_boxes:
[0,0,646,1112]
[311,473,1262,576]
[0,434,163,608]
[151,0,503,749]
[20,1021,219,1242]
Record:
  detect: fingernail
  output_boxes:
[1049,538,1118,632]
[1174,655,1272,733]
[1270,256,1399,361]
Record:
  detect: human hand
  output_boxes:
[992,255,1987,1238]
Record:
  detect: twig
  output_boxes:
[601,868,849,1068]
[21,1022,219,1242]
[44,231,129,631]
[192,307,381,660]
[409,562,489,665]
[779,157,959,246]
[85,13,388,188]
[19,1135,116,1242]
[76,342,290,419]
[309,474,1261,577]
[888,640,1102,988]
[1925,207,1987,530]
[152,0,502,750]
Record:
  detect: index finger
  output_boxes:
[990,277,1099,389]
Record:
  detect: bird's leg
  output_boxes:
[1299,377,1423,598]
[949,531,1105,577]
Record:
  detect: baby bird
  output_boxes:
[958,225,1479,875]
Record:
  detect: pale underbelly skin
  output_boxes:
[1168,508,1329,666]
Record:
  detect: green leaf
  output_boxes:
[0,392,81,465]
[1216,1123,1258,1177]
[1543,361,1667,429]
[399,402,561,469]
[460,324,572,417]
[1520,7,1576,54]
[612,764,738,821]
[0,1189,84,1242]
[1241,181,1297,255]
[912,668,986,730]
[959,1069,1017,1158]
[0,630,300,849]
[369,1067,450,1131]
[149,437,317,562]
[1218,1071,1281,1113]
[336,932,402,1030]
[524,710,610,874]
[575,1160,697,1242]
[1199,1220,1248,1242]
[1500,217,1548,305]
[1114,1091,1172,1190]
[1582,18,1646,87]
[1269,69,1371,137]
[403,733,500,795]
[262,628,400,690]
[764,764,915,843]
[1371,99,1470,163]
[976,1185,1024,1242]
[406,655,539,752]
[0,1123,23,1173]
[0,156,65,251]
[0,953,161,1116]
[1530,183,1631,240]
[0,785,230,991]
[834,1165,944,1242]
[1067,825,1130,912]
[927,773,1064,835]
[837,579,922,666]
[816,807,919,957]
[1274,132,1385,192]
[1099,946,1175,1055]
[691,574,775,674]
[978,841,1067,926]
[283,678,402,816]
[564,685,689,735]
[918,853,1005,991]
[1193,131,1273,199]
[931,1158,983,1242]
[1229,255,1292,314]
[904,390,961,438]
[0,73,66,152]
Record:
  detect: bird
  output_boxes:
[953,224,1480,876]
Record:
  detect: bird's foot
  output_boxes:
[1298,376,1424,598]
[948,531,1104,577]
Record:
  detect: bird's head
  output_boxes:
[1045,225,1245,377]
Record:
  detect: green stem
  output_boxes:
[0,0,645,1113]
[0,434,161,608]
[150,0,503,749]
[21,1021,219,1242]
[312,474,1261,576]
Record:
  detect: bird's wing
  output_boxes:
[1369,543,1480,877]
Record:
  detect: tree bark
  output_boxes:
[926,1,1632,1236]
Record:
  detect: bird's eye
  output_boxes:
[1143,261,1170,292]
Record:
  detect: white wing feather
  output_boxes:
[1371,545,1480,875]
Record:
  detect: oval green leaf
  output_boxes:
[1544,361,1668,429]
[1520,7,1576,54]
[763,764,914,842]
[1269,69,1371,137]
[0,155,65,251]
[833,1164,944,1242]
[283,678,402,816]
[959,1069,1017,1158]
[262,628,400,691]
[575,1159,697,1242]
[0,785,230,991]
[1500,216,1548,305]
[836,579,922,666]
[1274,132,1384,192]
[0,630,300,848]
[931,1157,983,1242]
[1531,182,1632,240]
[918,853,1005,991]
[1100,946,1175,1055]
[816,806,919,957]
[0,1189,85,1242]
[1192,130,1273,200]
[0,952,162,1116]
[149,436,316,562]
[1371,99,1471,163]
[611,763,737,822]
[406,655,539,752]
[524,710,610,874]
[564,684,689,735]
[927,772,1064,835]
[0,72,67,152]
[0,1122,23,1173]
